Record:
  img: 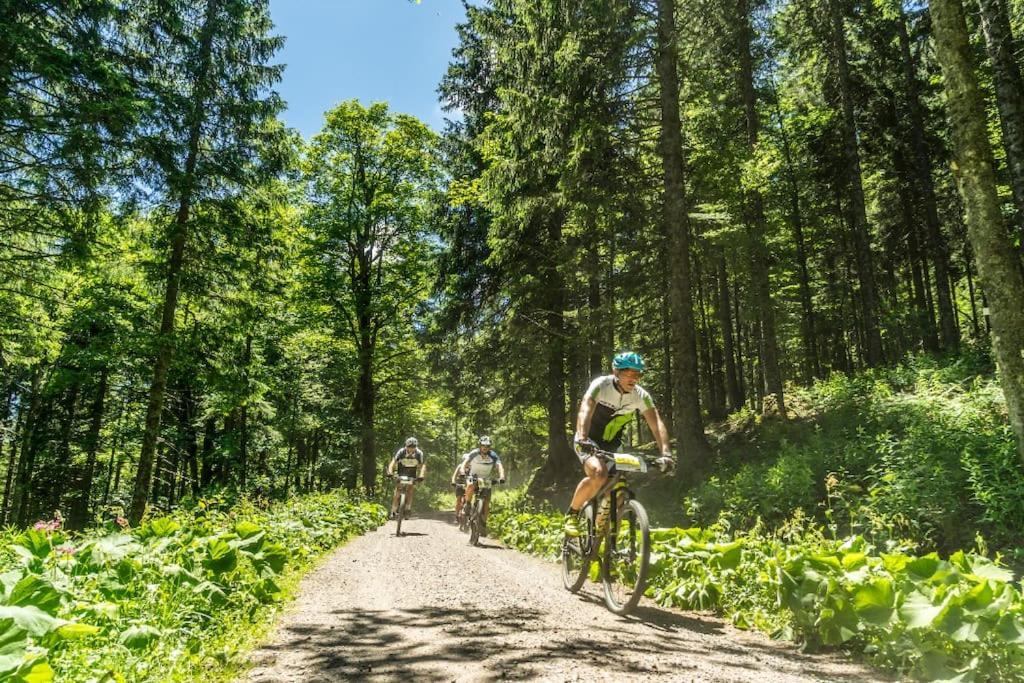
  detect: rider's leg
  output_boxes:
[390,485,401,516]
[564,457,607,536]
[465,483,476,515]
[405,484,415,512]
[570,456,608,511]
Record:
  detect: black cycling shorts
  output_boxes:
[454,485,465,497]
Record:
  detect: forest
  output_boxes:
[3,0,1024,678]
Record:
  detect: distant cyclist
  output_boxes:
[387,437,426,519]
[565,352,674,537]
[450,457,469,523]
[460,436,505,534]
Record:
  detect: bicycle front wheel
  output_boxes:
[561,503,595,592]
[602,498,650,615]
[469,499,483,546]
[396,491,406,536]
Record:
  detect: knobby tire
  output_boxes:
[396,491,406,537]
[469,498,482,546]
[602,498,650,615]
[561,503,595,592]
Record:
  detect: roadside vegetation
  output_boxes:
[0,492,384,682]
[493,351,1024,682]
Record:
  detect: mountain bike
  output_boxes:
[464,474,501,546]
[392,475,417,537]
[561,449,667,615]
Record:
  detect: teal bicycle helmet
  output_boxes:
[612,351,646,372]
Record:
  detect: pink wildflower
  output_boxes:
[56,543,76,557]
[115,516,129,529]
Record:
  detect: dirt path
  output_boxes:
[244,513,887,682]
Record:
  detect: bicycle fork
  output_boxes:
[602,484,635,569]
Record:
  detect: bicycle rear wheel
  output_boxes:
[602,498,650,615]
[468,499,482,546]
[561,503,595,592]
[396,491,406,537]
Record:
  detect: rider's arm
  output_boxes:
[450,463,461,484]
[497,462,506,480]
[387,453,396,475]
[418,459,426,478]
[643,407,673,458]
[575,396,597,441]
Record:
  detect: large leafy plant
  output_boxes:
[0,492,385,681]
[492,506,1024,681]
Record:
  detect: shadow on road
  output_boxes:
[253,605,552,681]
[251,599,881,683]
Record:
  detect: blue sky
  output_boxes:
[268,0,468,138]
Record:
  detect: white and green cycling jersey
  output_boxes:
[584,375,655,449]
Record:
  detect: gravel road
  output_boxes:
[244,512,888,682]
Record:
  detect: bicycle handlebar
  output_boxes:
[580,446,675,473]
[465,474,503,485]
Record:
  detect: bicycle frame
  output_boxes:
[590,450,648,520]
[394,475,416,496]
[577,450,655,558]
[464,474,498,545]
[463,474,493,506]
[393,475,416,536]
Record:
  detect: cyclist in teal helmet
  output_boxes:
[565,351,674,536]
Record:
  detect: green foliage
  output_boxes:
[0,491,385,682]
[685,353,1024,554]
[492,505,1024,681]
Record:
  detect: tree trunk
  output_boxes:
[907,204,938,350]
[931,0,1024,463]
[16,372,49,526]
[737,0,786,415]
[69,367,107,529]
[356,343,376,494]
[696,256,716,415]
[531,211,576,492]
[0,381,23,526]
[657,0,710,471]
[309,430,320,492]
[732,275,747,400]
[897,12,959,350]
[773,95,820,382]
[964,241,982,338]
[976,0,1024,242]
[102,397,127,507]
[239,333,252,490]
[660,269,674,431]
[130,0,219,525]
[199,417,215,488]
[894,140,940,350]
[182,386,199,497]
[830,0,884,365]
[716,252,742,411]
[54,376,81,512]
[587,239,603,377]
